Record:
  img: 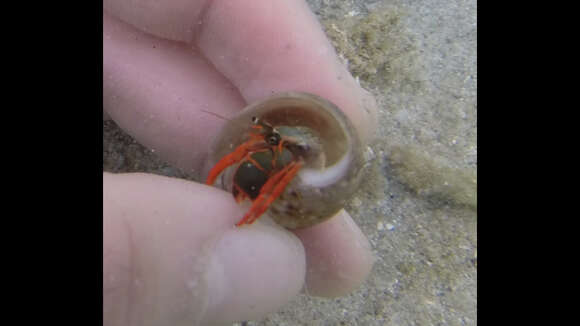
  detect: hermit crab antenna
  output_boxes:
[200,109,232,122]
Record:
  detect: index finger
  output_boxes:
[195,0,377,143]
[104,0,377,143]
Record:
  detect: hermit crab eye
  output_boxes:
[267,132,281,145]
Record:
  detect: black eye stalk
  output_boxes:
[267,134,281,145]
[252,116,281,146]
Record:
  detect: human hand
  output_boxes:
[103,1,377,325]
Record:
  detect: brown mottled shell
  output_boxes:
[205,92,365,229]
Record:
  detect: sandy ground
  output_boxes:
[103,0,477,325]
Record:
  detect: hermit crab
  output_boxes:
[205,92,365,229]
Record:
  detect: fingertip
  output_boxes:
[293,210,374,297]
[202,222,305,323]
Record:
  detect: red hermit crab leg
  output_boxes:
[205,137,264,185]
[236,160,303,226]
[236,164,291,225]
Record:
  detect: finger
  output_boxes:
[104,11,245,175]
[105,0,377,144]
[203,223,305,323]
[196,0,377,144]
[104,173,305,325]
[293,210,374,297]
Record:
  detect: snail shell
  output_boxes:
[205,92,365,229]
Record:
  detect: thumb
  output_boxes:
[103,173,305,326]
[202,222,305,323]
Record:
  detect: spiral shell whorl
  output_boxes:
[206,92,365,228]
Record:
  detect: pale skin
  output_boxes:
[103,1,377,325]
